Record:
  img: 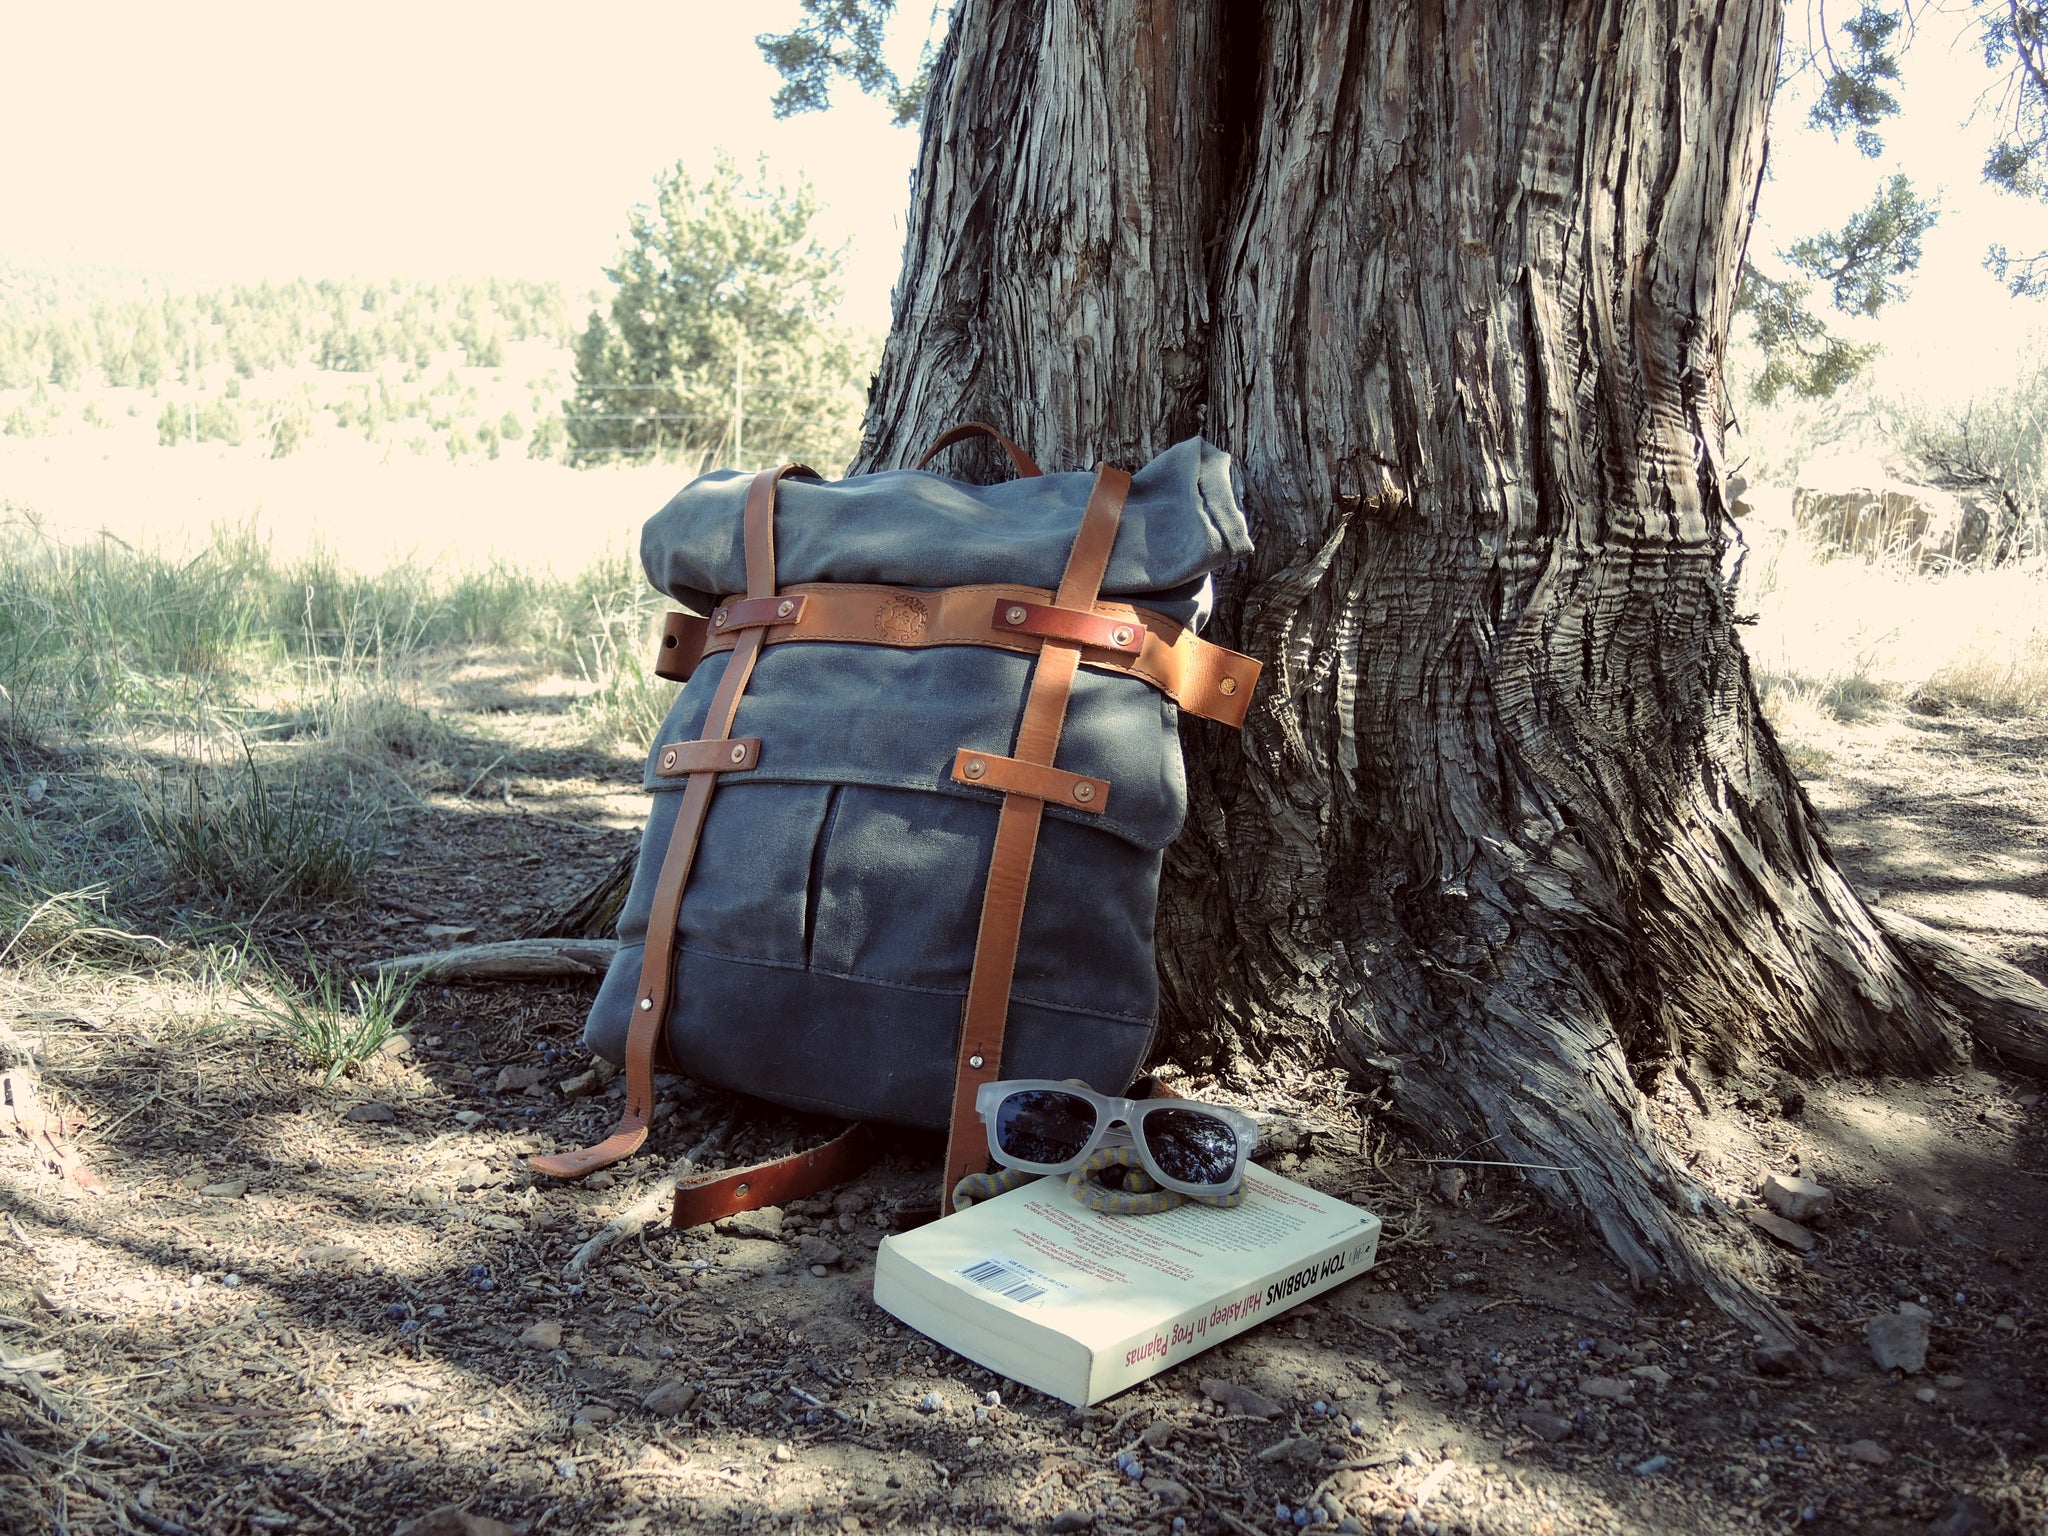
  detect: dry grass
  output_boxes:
[1741,517,2048,747]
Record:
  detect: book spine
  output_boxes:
[1087,1222,1379,1403]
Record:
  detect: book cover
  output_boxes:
[873,1163,1382,1406]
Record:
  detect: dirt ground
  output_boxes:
[2,662,2044,1536]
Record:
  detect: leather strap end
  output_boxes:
[655,612,709,682]
[670,1123,879,1229]
[529,1124,649,1180]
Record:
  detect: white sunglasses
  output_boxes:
[974,1080,1260,1198]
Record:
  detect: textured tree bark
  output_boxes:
[850,0,2016,1332]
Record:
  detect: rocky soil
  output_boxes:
[2,666,2043,1536]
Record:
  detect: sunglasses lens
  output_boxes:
[1144,1108,1241,1187]
[994,1089,1098,1166]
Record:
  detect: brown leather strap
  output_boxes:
[670,1122,879,1229]
[939,465,1132,1205]
[530,463,812,1182]
[916,423,1044,479]
[950,748,1108,813]
[655,738,760,777]
[995,598,1144,655]
[690,583,1262,728]
[655,611,708,682]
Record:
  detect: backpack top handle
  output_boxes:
[916,422,1044,479]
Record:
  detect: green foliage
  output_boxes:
[568,153,871,471]
[0,268,571,394]
[1784,174,1936,316]
[757,0,937,126]
[1737,271,1880,404]
[1807,2,1903,156]
[245,956,422,1082]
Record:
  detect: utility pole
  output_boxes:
[733,335,745,470]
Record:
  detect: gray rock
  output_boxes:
[1143,1477,1189,1510]
[799,1234,842,1267]
[344,1102,396,1124]
[1200,1378,1282,1418]
[642,1381,698,1416]
[1760,1173,1833,1224]
[1753,1344,1803,1377]
[1049,1514,1092,1534]
[1867,1310,1930,1373]
[494,1066,547,1094]
[1521,1411,1574,1442]
[1746,1208,1817,1252]
[559,1070,600,1098]
[1923,1495,1994,1536]
[1845,1439,1892,1465]
[719,1207,786,1240]
[1579,1377,1631,1401]
[518,1321,561,1350]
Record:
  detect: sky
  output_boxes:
[4,4,2048,400]
[0,2,931,332]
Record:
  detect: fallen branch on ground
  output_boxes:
[367,938,620,983]
[559,1114,737,1279]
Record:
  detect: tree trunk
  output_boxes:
[851,0,1997,1332]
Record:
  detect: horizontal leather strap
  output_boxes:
[670,1122,878,1229]
[654,737,760,777]
[950,747,1108,813]
[694,583,1261,728]
[655,612,708,682]
[992,598,1144,655]
[711,594,808,633]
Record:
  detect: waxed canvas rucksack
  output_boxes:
[530,425,1260,1218]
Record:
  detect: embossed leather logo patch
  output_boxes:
[876,593,929,643]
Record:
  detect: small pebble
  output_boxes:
[918,1391,943,1414]
[1635,1455,1671,1476]
[221,1274,240,1289]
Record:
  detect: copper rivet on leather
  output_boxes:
[778,600,795,617]
[1112,626,1133,647]
[714,610,727,626]
[1073,783,1095,803]
[964,758,986,779]
[1006,605,1026,624]
[969,1054,983,1068]
[730,744,746,763]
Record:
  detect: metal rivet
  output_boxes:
[1111,625,1133,648]
[1219,676,1239,695]
[963,757,987,780]
[968,1055,984,1070]
[1005,605,1027,625]
[639,998,654,1012]
[777,599,795,618]
[661,749,676,768]
[735,1182,750,1196]
[730,743,748,764]
[1073,782,1096,803]
[712,609,728,627]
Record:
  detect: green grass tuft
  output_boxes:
[244,956,422,1083]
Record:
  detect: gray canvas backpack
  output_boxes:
[530,425,1260,1219]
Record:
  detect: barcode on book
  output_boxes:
[956,1254,1066,1307]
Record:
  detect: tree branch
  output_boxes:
[368,938,620,983]
[1873,908,2048,1077]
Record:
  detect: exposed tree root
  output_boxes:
[1873,909,2048,1078]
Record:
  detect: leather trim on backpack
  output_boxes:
[529,462,816,1182]
[939,464,1132,1205]
[684,582,1262,727]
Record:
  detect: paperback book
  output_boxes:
[874,1163,1381,1406]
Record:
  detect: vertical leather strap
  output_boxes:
[939,465,1131,1205]
[530,462,813,1181]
